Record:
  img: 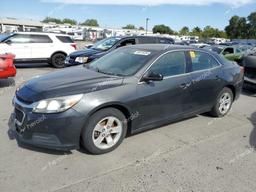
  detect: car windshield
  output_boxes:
[0,34,12,42]
[88,48,156,76]
[91,37,120,51]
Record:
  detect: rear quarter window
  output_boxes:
[56,36,74,43]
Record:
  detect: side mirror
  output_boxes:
[141,71,163,83]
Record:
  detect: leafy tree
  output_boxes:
[81,19,99,27]
[247,12,256,38]
[62,18,77,25]
[122,24,136,29]
[152,24,174,35]
[179,26,190,35]
[42,17,62,24]
[190,27,202,37]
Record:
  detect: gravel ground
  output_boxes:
[0,64,256,192]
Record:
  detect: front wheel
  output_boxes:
[81,108,127,155]
[210,87,234,117]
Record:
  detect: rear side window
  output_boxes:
[56,36,74,43]
[190,51,220,72]
[30,35,52,43]
[138,37,158,44]
[150,51,186,77]
[158,38,174,44]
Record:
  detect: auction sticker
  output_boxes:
[134,51,151,56]
[189,51,196,58]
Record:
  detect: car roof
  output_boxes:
[125,44,197,51]
[14,32,70,37]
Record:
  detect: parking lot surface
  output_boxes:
[0,64,256,192]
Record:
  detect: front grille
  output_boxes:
[15,108,24,124]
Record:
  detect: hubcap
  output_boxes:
[218,92,232,115]
[92,116,122,150]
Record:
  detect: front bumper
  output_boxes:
[8,96,86,151]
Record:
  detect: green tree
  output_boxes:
[62,18,77,25]
[247,12,256,38]
[122,24,136,29]
[81,19,99,27]
[152,24,174,35]
[179,26,190,35]
[190,27,202,37]
[42,17,62,24]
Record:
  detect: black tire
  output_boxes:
[51,53,66,68]
[81,108,127,155]
[210,87,234,117]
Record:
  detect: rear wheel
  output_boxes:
[51,53,66,68]
[210,87,233,117]
[81,108,127,155]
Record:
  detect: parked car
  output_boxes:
[0,54,16,79]
[242,53,256,89]
[9,45,244,154]
[0,32,77,68]
[65,36,174,66]
[220,46,246,63]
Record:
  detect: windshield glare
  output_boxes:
[91,37,120,51]
[88,48,156,76]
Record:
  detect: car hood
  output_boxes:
[16,66,124,102]
[69,48,103,58]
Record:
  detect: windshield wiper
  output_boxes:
[94,67,121,76]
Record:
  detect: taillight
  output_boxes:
[240,66,245,74]
[71,43,77,50]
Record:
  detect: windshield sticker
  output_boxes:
[134,51,151,56]
[190,51,196,58]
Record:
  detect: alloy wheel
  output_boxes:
[92,116,123,150]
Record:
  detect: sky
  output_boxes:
[1,0,256,31]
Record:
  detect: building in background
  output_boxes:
[0,18,43,33]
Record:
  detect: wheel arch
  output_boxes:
[225,84,236,101]
[50,51,68,59]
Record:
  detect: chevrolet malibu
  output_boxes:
[9,44,244,154]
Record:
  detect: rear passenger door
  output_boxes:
[185,50,223,114]
[29,35,53,59]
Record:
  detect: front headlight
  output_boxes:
[33,94,83,114]
[75,57,88,63]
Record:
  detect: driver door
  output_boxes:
[134,51,191,129]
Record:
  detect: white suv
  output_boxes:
[0,32,77,68]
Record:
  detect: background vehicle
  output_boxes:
[0,32,77,68]
[65,36,174,66]
[220,46,246,63]
[0,54,16,78]
[242,53,256,89]
[10,45,244,154]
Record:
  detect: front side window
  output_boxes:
[4,34,30,44]
[149,51,186,77]
[190,51,220,72]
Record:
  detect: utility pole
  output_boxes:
[146,18,149,35]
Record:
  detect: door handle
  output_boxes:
[180,83,189,89]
